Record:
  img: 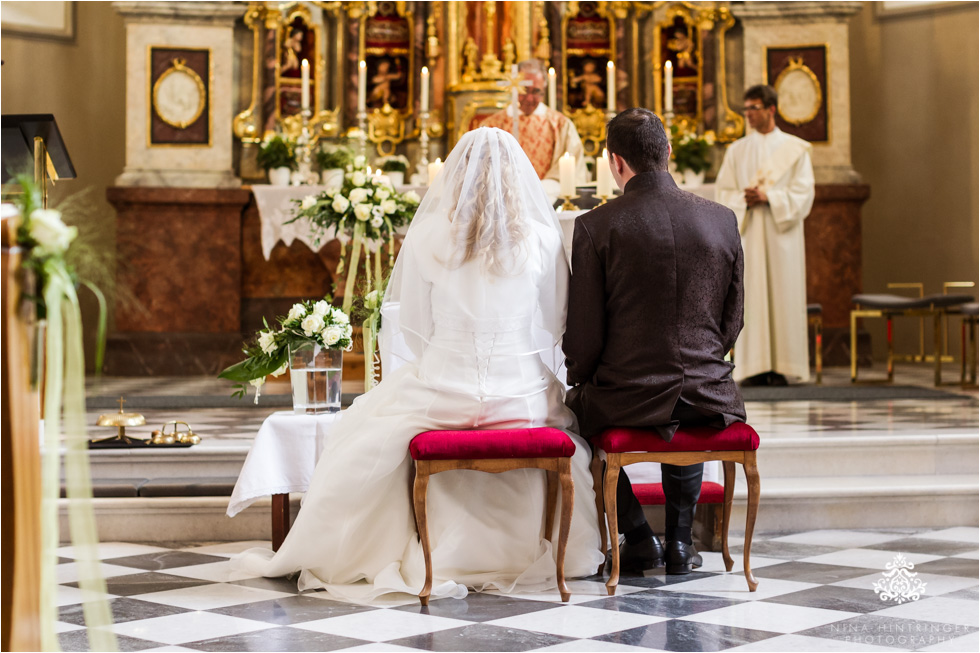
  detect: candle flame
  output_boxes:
[359,60,366,69]
[549,67,556,76]
[422,65,428,75]
[302,59,309,68]
[602,148,608,159]
[665,60,672,71]
[607,61,614,70]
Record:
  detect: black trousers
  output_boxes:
[612,401,724,544]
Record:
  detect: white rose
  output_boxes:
[374,187,390,201]
[332,195,350,213]
[29,209,77,255]
[370,215,384,228]
[301,195,317,210]
[344,323,353,338]
[312,300,330,316]
[350,171,366,187]
[348,188,369,204]
[286,303,306,323]
[372,205,384,218]
[321,325,343,346]
[257,330,277,355]
[333,309,350,324]
[354,203,372,221]
[301,314,325,336]
[271,362,288,377]
[382,199,397,215]
[354,155,366,168]
[404,190,420,203]
[375,174,392,188]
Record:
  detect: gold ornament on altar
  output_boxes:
[92,397,146,447]
[150,421,201,446]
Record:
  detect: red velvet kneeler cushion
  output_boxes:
[633,481,725,506]
[410,428,575,461]
[597,423,760,454]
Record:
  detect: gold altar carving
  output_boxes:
[359,1,416,155]
[561,1,618,157]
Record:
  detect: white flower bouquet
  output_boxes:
[219,298,352,400]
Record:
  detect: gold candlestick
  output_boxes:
[560,194,580,212]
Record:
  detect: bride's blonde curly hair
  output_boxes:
[443,134,528,276]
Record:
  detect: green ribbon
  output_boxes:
[40,263,116,652]
[341,222,365,314]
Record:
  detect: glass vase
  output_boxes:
[289,343,342,414]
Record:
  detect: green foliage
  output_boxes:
[671,127,716,174]
[378,154,410,173]
[316,143,355,171]
[257,135,297,171]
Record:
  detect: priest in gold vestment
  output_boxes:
[481,60,588,199]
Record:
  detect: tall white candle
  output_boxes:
[358,60,367,113]
[597,148,613,197]
[664,60,673,113]
[427,157,442,185]
[420,66,430,113]
[301,59,310,110]
[606,60,616,112]
[548,67,557,110]
[559,152,576,197]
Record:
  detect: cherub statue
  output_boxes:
[462,37,479,80]
[368,59,402,107]
[570,60,605,108]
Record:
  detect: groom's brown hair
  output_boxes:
[605,108,670,173]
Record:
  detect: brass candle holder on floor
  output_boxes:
[91,397,147,447]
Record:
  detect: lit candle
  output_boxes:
[559,152,576,197]
[606,60,616,112]
[548,67,557,110]
[301,59,310,110]
[427,157,442,185]
[358,60,367,113]
[420,66,430,113]
[597,148,613,197]
[664,60,673,114]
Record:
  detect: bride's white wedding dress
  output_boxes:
[234,128,604,603]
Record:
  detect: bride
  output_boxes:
[234,127,604,602]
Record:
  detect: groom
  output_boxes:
[564,108,746,574]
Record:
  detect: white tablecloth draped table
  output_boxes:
[226,410,342,517]
[250,184,427,260]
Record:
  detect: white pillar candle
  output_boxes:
[606,61,616,112]
[559,152,576,197]
[420,66,430,113]
[301,59,310,110]
[358,60,367,113]
[427,157,442,185]
[664,60,673,113]
[597,148,613,197]
[548,67,557,110]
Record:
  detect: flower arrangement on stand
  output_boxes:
[258,134,297,185]
[219,298,352,411]
[671,128,716,186]
[288,156,420,389]
[316,142,355,187]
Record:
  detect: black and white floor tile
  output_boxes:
[57,528,978,652]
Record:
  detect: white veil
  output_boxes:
[380,127,570,376]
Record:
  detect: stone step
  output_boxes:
[756,433,978,478]
[68,474,978,543]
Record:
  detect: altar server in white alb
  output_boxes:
[716,84,815,386]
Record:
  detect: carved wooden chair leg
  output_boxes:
[556,458,574,603]
[742,451,760,591]
[603,454,621,595]
[590,452,607,575]
[721,460,735,573]
[544,470,558,543]
[412,461,433,605]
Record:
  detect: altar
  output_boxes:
[105,1,869,377]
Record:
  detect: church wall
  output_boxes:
[1,1,127,368]
[849,2,979,360]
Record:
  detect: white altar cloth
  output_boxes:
[251,184,427,260]
[226,410,342,517]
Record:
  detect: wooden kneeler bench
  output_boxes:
[409,428,576,605]
[591,422,761,595]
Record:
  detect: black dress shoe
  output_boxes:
[768,372,789,386]
[665,541,703,575]
[617,535,665,573]
[740,372,770,387]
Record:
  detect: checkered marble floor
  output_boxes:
[57,528,979,652]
